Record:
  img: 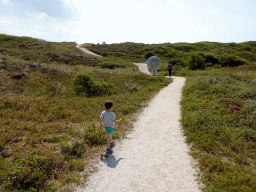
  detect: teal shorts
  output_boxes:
[105,127,114,134]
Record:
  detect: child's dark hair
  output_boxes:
[105,100,113,109]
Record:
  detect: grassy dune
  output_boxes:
[1,34,255,191]
[86,41,256,192]
[85,41,256,70]
[0,35,171,191]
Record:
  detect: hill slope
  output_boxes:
[0,34,171,192]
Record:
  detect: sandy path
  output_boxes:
[76,77,201,192]
[76,44,102,57]
[75,45,151,75]
[134,63,151,75]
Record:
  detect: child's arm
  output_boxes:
[99,118,104,128]
[112,118,121,123]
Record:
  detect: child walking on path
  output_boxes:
[99,100,120,154]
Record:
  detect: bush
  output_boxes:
[3,154,61,191]
[173,44,196,52]
[144,51,154,60]
[219,54,250,67]
[67,160,85,172]
[99,62,127,69]
[101,51,107,57]
[60,139,84,158]
[72,73,113,96]
[188,52,206,70]
[83,123,106,146]
[203,53,219,66]
[168,58,187,67]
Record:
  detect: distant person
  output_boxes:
[166,62,173,77]
[143,58,147,63]
[99,100,120,155]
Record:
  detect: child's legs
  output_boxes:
[104,127,114,149]
[107,133,112,149]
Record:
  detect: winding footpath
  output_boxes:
[76,45,201,192]
[76,44,102,57]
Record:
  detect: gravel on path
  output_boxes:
[76,76,201,192]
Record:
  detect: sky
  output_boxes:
[0,0,256,44]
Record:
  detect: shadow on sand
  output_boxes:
[100,154,124,168]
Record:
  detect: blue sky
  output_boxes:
[0,0,255,44]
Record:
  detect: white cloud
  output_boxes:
[61,0,71,4]
[0,12,80,42]
[1,0,256,44]
[25,11,59,22]
[1,0,9,5]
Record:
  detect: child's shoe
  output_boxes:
[110,141,115,148]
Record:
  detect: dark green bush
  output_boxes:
[72,73,113,96]
[173,44,196,52]
[99,62,127,69]
[144,51,154,60]
[168,58,187,67]
[219,54,250,67]
[164,49,177,58]
[3,154,60,191]
[203,53,219,66]
[102,51,107,57]
[188,52,206,70]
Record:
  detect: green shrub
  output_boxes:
[203,53,219,67]
[4,154,57,190]
[144,51,154,60]
[188,52,206,70]
[219,54,250,67]
[72,73,113,96]
[168,58,187,67]
[99,62,127,69]
[67,160,85,172]
[173,44,196,52]
[83,124,106,146]
[60,141,81,158]
[102,51,107,57]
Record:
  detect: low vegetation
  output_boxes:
[181,66,256,192]
[1,34,255,191]
[86,41,256,192]
[85,41,255,72]
[0,34,171,191]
